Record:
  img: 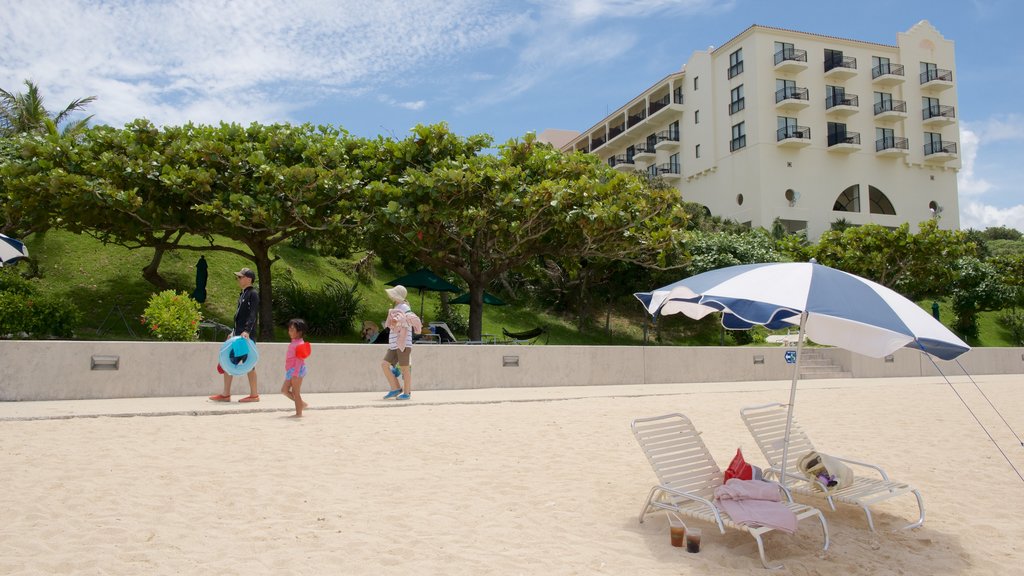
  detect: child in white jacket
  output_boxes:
[381,285,422,400]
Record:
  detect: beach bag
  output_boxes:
[724,448,753,482]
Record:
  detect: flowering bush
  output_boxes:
[141,290,202,341]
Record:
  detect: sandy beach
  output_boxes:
[2,375,1023,575]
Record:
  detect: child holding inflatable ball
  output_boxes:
[282,318,311,417]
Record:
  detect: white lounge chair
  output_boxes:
[740,403,925,531]
[631,413,829,569]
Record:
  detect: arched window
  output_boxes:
[833,184,860,212]
[869,186,896,215]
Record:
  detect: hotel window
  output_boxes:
[729,85,745,115]
[777,116,798,140]
[668,120,679,140]
[828,122,849,146]
[776,78,796,101]
[924,131,944,154]
[625,145,635,163]
[921,61,937,82]
[730,122,746,151]
[668,153,680,173]
[923,96,939,119]
[824,48,850,72]
[694,110,700,124]
[646,133,657,150]
[876,127,895,150]
[695,144,701,158]
[874,91,894,114]
[826,85,847,108]
[728,48,744,78]
[774,41,795,62]
[693,76,699,91]
[673,86,683,104]
[872,55,892,76]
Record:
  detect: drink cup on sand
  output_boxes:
[685,527,702,553]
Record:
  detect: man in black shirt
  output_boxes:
[209,267,261,402]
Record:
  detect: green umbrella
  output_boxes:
[451,291,507,306]
[386,268,462,317]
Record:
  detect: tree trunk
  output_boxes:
[142,247,170,289]
[250,244,275,341]
[467,281,486,341]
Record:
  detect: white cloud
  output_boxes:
[379,95,427,111]
[564,0,731,23]
[956,125,993,196]
[0,0,519,126]
[959,200,1024,232]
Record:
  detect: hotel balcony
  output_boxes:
[823,55,857,80]
[607,124,625,143]
[626,110,647,129]
[648,93,684,122]
[924,140,958,162]
[589,135,607,152]
[775,86,810,111]
[777,125,812,148]
[774,47,808,73]
[633,142,656,161]
[654,130,680,151]
[873,99,907,122]
[922,104,956,127]
[875,136,909,157]
[827,131,860,152]
[825,93,859,116]
[654,162,681,179]
[608,155,635,171]
[872,63,905,86]
[920,68,954,91]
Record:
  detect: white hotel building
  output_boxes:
[547,21,961,239]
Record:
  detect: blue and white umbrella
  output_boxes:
[635,260,970,483]
[0,233,30,266]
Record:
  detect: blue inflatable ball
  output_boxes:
[219,336,259,376]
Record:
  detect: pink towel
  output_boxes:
[714,479,798,534]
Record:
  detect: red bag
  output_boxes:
[724,448,753,482]
[296,341,312,359]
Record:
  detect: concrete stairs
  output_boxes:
[797,349,852,379]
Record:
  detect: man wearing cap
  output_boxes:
[209,267,261,402]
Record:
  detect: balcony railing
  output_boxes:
[874,99,907,115]
[627,110,646,127]
[656,129,679,143]
[775,86,809,103]
[656,162,681,175]
[589,136,606,151]
[828,131,861,146]
[872,63,905,79]
[923,104,956,121]
[824,55,857,73]
[777,125,811,141]
[920,68,953,84]
[875,136,909,152]
[774,47,807,66]
[608,125,625,140]
[825,93,859,109]
[730,135,747,151]
[729,98,745,115]
[648,94,671,116]
[728,61,744,79]
[608,155,633,167]
[633,142,655,155]
[924,141,958,155]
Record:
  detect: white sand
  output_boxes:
[2,375,1023,575]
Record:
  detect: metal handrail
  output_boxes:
[872,63,904,79]
[774,47,807,66]
[775,86,808,103]
[825,93,859,109]
[628,111,646,127]
[657,162,681,174]
[777,125,811,141]
[609,125,625,139]
[656,129,679,143]
[920,68,953,84]
[924,141,957,155]
[828,131,860,146]
[875,136,908,152]
[824,55,857,73]
[873,99,906,115]
[634,143,654,155]
[922,104,956,120]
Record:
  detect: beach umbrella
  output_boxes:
[386,267,462,317]
[635,260,970,484]
[450,291,507,306]
[0,233,30,266]
[190,256,208,303]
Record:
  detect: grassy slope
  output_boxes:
[19,230,1017,346]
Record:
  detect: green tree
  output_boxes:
[0,80,96,137]
[949,257,1014,339]
[366,125,685,340]
[685,228,781,275]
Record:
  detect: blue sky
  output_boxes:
[2,0,1022,231]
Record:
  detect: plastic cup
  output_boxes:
[685,527,702,553]
[670,526,685,548]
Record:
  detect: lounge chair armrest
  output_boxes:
[770,467,832,491]
[828,456,890,481]
[654,484,727,532]
[761,480,795,503]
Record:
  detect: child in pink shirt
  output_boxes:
[281,318,310,417]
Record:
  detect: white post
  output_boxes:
[779,311,808,487]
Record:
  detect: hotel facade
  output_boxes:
[550,21,961,239]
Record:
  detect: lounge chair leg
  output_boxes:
[901,489,925,530]
[863,505,876,532]
[816,509,830,551]
[753,534,784,570]
[638,486,660,524]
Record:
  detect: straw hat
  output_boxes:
[385,285,408,302]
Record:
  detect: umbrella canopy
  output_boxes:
[386,267,462,317]
[0,233,30,266]
[191,256,208,303]
[451,291,507,306]
[635,260,970,484]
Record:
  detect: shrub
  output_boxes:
[0,292,81,338]
[272,277,361,337]
[998,310,1024,346]
[141,290,203,341]
[432,301,468,337]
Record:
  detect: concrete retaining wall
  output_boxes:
[1,340,1022,401]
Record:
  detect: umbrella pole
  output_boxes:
[779,311,809,487]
